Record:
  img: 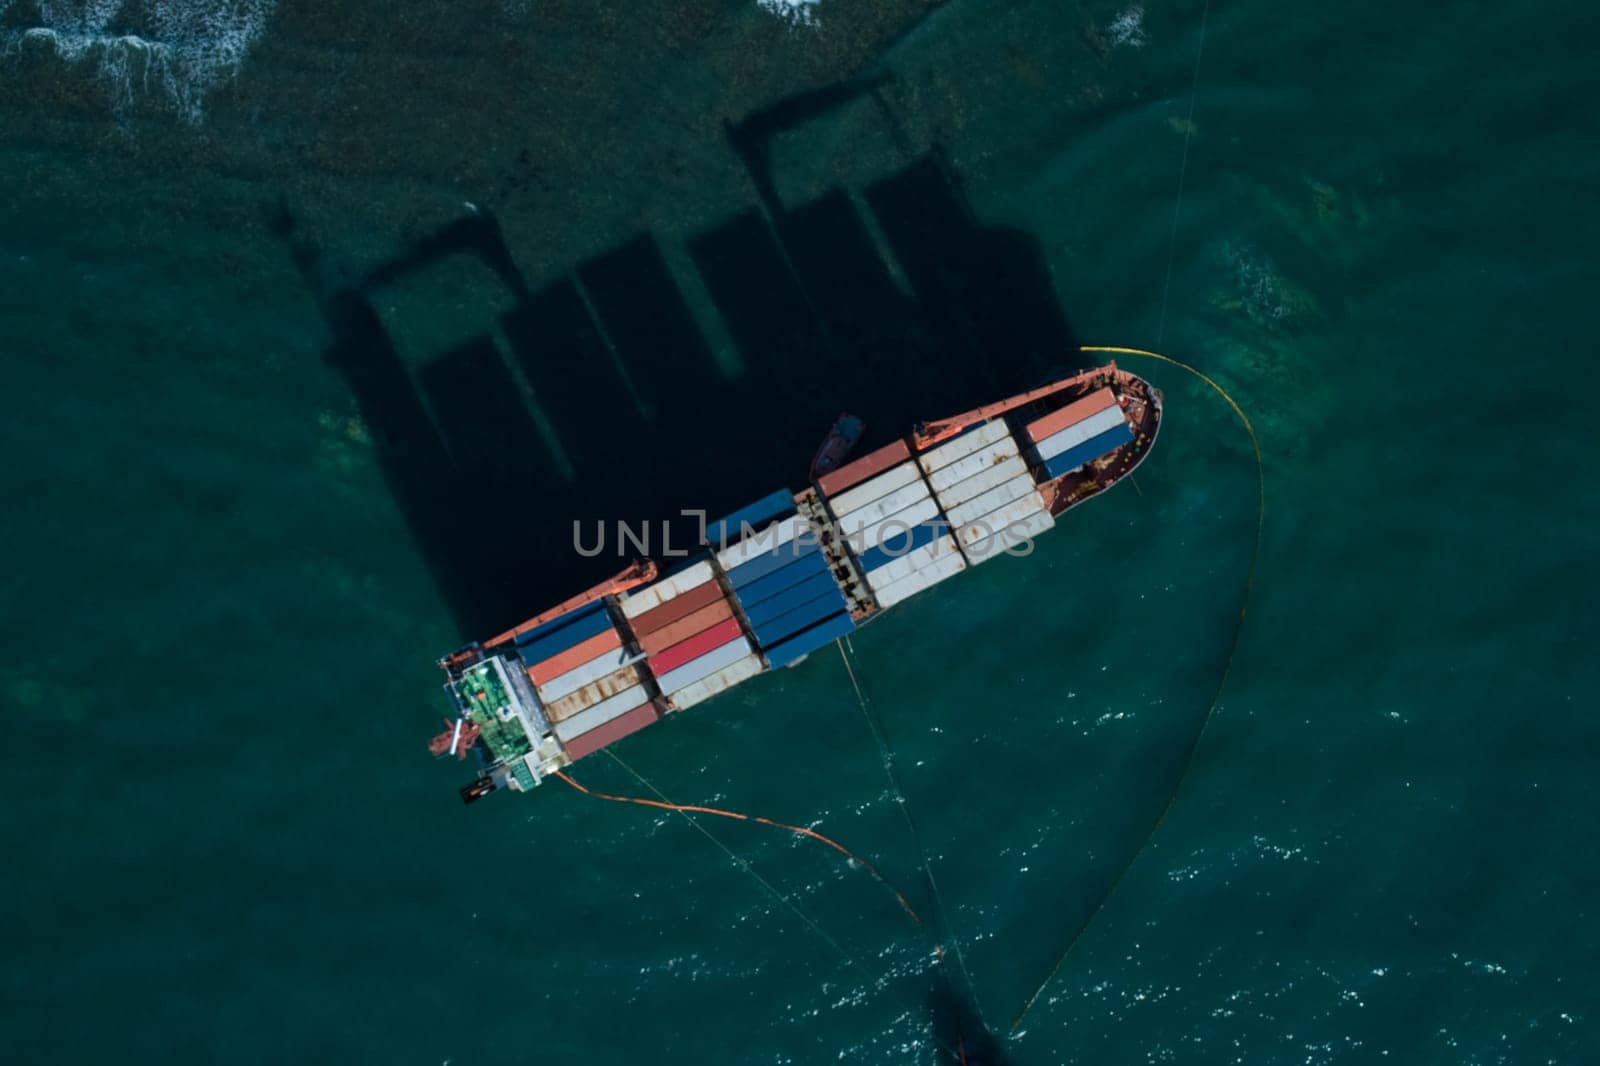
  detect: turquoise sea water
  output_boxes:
[4,1,1598,1062]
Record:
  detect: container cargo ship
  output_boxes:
[430,362,1161,803]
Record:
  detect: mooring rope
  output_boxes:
[839,637,987,1025]
[1008,344,1264,1032]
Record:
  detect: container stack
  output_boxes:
[817,440,965,609]
[918,419,1055,566]
[1025,387,1134,481]
[715,501,854,670]
[513,600,658,762]
[621,558,764,711]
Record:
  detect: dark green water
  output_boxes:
[4,1,1598,1062]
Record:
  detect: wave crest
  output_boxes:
[1,0,275,122]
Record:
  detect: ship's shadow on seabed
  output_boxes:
[929,978,1012,1065]
[271,86,1082,639]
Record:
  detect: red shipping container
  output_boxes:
[524,628,622,686]
[1025,387,1117,444]
[817,439,912,496]
[630,579,727,637]
[564,703,660,762]
[647,618,744,676]
[638,598,735,655]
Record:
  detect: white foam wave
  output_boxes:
[757,0,821,28]
[1,0,275,122]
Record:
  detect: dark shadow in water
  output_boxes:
[272,79,1082,640]
[929,977,1012,1066]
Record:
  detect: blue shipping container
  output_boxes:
[703,488,796,549]
[727,538,820,590]
[752,593,847,648]
[763,610,858,669]
[1041,422,1135,481]
[512,598,608,649]
[855,520,945,573]
[731,549,831,609]
[514,604,615,667]
[739,569,842,629]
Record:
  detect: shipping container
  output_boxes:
[514,606,616,671]
[836,479,932,536]
[963,507,1055,565]
[562,703,660,761]
[619,559,715,619]
[926,436,1021,492]
[523,627,624,687]
[629,579,728,637]
[750,590,847,648]
[943,473,1037,530]
[731,548,832,609]
[656,635,755,694]
[916,419,1012,473]
[855,520,946,573]
[740,568,842,627]
[1033,404,1128,463]
[845,496,942,558]
[543,664,645,723]
[816,439,911,496]
[726,538,821,590]
[537,644,636,703]
[554,687,651,743]
[669,654,765,710]
[637,598,736,656]
[704,488,797,549]
[648,617,745,676]
[955,492,1049,549]
[716,513,807,570]
[863,535,959,591]
[872,548,967,608]
[1024,387,1117,443]
[1040,421,1135,480]
[824,461,923,519]
[932,456,1031,511]
[762,610,858,669]
[511,597,609,648]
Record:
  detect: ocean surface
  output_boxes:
[3,1,1597,1062]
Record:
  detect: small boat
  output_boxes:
[810,413,866,482]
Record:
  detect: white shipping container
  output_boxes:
[1034,405,1128,462]
[825,461,922,519]
[554,685,651,743]
[916,419,1013,474]
[964,507,1055,565]
[849,497,942,560]
[619,561,715,618]
[872,549,967,608]
[837,479,931,536]
[658,635,754,694]
[542,664,644,723]
[934,456,1031,511]
[926,437,1020,492]
[943,473,1037,530]
[537,645,636,702]
[670,654,766,709]
[715,514,806,570]
[864,535,959,591]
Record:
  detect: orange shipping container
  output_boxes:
[630,580,727,636]
[524,627,623,687]
[638,598,735,655]
[1025,388,1117,444]
[817,439,912,496]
